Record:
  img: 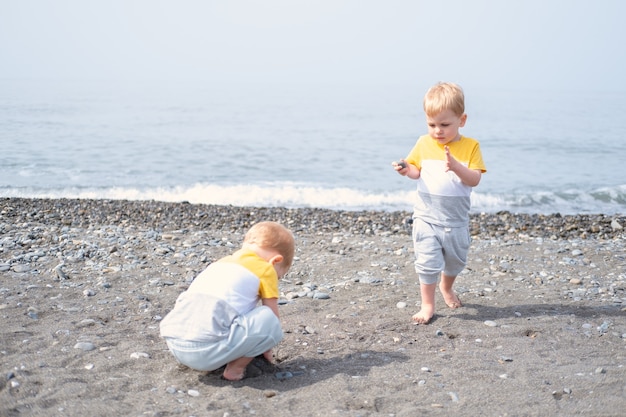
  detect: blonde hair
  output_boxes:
[423,82,465,117]
[244,221,295,269]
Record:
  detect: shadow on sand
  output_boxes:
[198,349,410,390]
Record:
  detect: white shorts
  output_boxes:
[412,218,470,285]
[164,306,283,371]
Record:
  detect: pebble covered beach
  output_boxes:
[1,198,625,416]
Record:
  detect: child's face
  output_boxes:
[426,109,467,145]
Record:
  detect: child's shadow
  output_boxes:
[198,349,410,390]
[452,302,624,321]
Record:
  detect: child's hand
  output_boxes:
[393,160,421,179]
[444,145,482,186]
[444,146,459,172]
[392,160,408,173]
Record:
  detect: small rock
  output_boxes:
[74,342,96,351]
[312,292,330,300]
[54,264,69,280]
[130,352,150,359]
[484,320,498,327]
[12,264,31,273]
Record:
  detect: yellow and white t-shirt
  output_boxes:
[159,249,279,343]
[405,135,486,227]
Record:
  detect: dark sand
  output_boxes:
[1,198,625,416]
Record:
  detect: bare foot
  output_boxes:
[440,288,462,309]
[222,365,245,381]
[412,305,434,324]
[439,274,462,309]
[222,356,256,381]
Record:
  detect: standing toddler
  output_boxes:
[392,82,486,324]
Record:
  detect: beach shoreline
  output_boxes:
[1,198,625,416]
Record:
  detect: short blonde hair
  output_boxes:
[423,82,465,117]
[244,221,295,269]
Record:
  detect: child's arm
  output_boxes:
[261,297,280,363]
[392,160,421,180]
[262,297,280,318]
[444,146,482,187]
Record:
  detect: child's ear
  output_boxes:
[269,254,284,265]
[460,113,467,127]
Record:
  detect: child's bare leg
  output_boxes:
[440,273,462,308]
[412,282,436,324]
[223,357,254,381]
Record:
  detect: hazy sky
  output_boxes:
[1,0,625,92]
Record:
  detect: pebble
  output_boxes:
[54,264,69,280]
[130,352,150,359]
[74,342,96,351]
[358,276,384,284]
[611,219,622,230]
[12,264,31,273]
[484,320,498,327]
[312,292,330,300]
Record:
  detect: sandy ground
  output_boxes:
[1,199,625,416]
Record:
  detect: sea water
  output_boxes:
[1,79,625,215]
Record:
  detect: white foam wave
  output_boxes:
[0,183,415,212]
[1,183,625,215]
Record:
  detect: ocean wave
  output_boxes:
[1,183,625,215]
